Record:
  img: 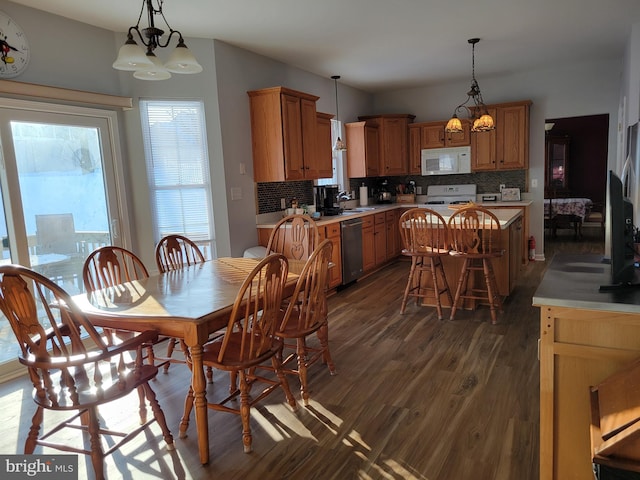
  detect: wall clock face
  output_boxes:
[0,12,29,78]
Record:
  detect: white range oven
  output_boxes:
[424,184,477,205]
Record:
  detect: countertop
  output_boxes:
[257,201,528,230]
[532,253,640,314]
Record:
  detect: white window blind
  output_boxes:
[140,100,215,259]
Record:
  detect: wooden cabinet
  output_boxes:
[385,210,401,259]
[316,112,335,179]
[358,114,415,176]
[471,107,497,171]
[345,121,380,177]
[471,101,531,172]
[248,86,332,182]
[534,255,640,480]
[362,215,375,272]
[420,120,471,149]
[408,124,422,175]
[374,213,387,266]
[322,223,342,289]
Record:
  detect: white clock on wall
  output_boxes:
[0,11,29,78]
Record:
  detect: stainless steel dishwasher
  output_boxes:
[340,217,364,285]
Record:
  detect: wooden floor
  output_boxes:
[0,228,604,480]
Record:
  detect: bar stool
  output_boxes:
[447,206,504,324]
[398,208,452,319]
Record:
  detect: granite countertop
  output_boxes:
[532,253,640,314]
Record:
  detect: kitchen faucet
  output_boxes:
[337,191,351,209]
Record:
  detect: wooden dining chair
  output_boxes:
[155,234,206,272]
[179,253,298,453]
[0,264,174,480]
[266,214,320,263]
[82,245,168,365]
[447,206,504,324]
[398,208,453,319]
[274,239,335,406]
[155,234,207,373]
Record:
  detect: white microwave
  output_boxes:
[421,146,471,175]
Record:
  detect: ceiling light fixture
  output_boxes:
[332,75,347,151]
[445,38,495,134]
[113,0,202,80]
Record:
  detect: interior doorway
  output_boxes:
[544,114,608,252]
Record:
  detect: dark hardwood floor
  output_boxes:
[0,227,604,479]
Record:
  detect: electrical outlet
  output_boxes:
[531,178,538,188]
[499,184,506,192]
[281,198,286,209]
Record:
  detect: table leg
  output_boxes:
[190,343,209,465]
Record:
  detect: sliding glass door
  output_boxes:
[0,98,129,378]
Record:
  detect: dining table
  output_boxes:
[71,256,299,465]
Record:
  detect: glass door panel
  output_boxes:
[0,101,127,375]
[12,121,111,294]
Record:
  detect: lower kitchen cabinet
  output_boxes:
[322,222,342,289]
[362,215,376,273]
[374,213,387,267]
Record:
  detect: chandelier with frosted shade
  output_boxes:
[113,0,202,80]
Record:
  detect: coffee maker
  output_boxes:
[314,185,341,216]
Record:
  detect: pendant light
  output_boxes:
[113,0,202,80]
[445,38,495,134]
[332,75,347,151]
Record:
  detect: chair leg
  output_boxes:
[450,257,470,321]
[429,257,445,320]
[142,382,175,450]
[137,386,148,424]
[296,338,310,406]
[483,259,503,324]
[87,407,105,480]
[163,338,177,373]
[239,370,253,453]
[436,256,453,306]
[316,324,336,375]
[179,386,194,439]
[272,356,298,411]
[25,406,43,454]
[400,257,418,314]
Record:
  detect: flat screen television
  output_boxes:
[599,170,637,291]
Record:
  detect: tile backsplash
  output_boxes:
[256,171,526,214]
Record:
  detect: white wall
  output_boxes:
[374,58,623,258]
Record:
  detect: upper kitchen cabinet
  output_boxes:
[420,120,471,149]
[408,124,421,175]
[316,111,335,179]
[358,114,415,176]
[345,120,380,178]
[248,86,331,182]
[471,100,531,172]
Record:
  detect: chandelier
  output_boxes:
[332,75,347,151]
[113,0,202,80]
[445,38,495,134]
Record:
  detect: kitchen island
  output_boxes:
[257,204,524,301]
[533,254,640,480]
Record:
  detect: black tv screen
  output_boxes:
[606,170,635,286]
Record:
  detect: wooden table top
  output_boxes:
[72,257,299,338]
